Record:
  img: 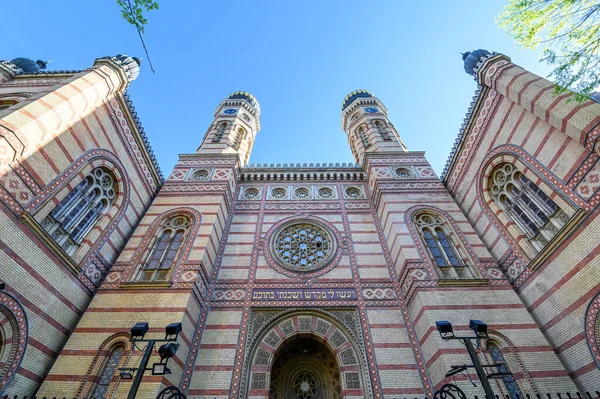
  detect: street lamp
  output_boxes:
[119,322,182,399]
[435,319,497,399]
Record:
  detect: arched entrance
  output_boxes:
[269,337,341,399]
[241,309,372,399]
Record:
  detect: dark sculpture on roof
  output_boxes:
[10,58,48,73]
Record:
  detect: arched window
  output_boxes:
[234,126,246,149]
[489,163,570,252]
[373,120,390,140]
[213,121,229,143]
[415,213,476,280]
[41,167,116,255]
[487,342,521,399]
[135,216,191,282]
[356,126,370,148]
[92,344,125,398]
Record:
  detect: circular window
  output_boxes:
[292,370,319,399]
[271,187,287,199]
[242,113,251,122]
[345,187,362,198]
[191,170,209,181]
[395,167,413,178]
[270,221,336,272]
[318,187,333,198]
[294,187,311,199]
[243,187,260,199]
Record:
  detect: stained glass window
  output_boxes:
[93,345,124,398]
[488,343,521,399]
[42,167,116,255]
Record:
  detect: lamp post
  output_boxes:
[119,322,182,399]
[435,319,496,399]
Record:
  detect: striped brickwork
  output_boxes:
[365,151,576,395]
[443,55,600,391]
[0,58,161,395]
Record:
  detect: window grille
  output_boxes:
[93,345,124,399]
[41,167,116,255]
[135,216,190,282]
[213,122,229,142]
[234,127,246,149]
[356,126,370,148]
[415,213,474,280]
[373,120,391,140]
[487,343,521,399]
[489,163,568,252]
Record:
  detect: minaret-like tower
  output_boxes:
[341,90,406,165]
[197,91,261,166]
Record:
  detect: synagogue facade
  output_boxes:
[0,50,599,399]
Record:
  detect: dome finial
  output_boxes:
[462,49,494,77]
[227,91,260,111]
[342,89,374,111]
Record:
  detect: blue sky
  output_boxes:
[3,1,552,176]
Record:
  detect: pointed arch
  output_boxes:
[405,205,487,281]
[78,332,131,399]
[240,309,374,399]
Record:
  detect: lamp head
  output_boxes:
[119,371,133,380]
[158,342,180,361]
[469,320,488,337]
[436,320,454,339]
[152,363,172,375]
[165,322,182,340]
[130,322,149,341]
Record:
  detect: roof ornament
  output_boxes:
[342,89,374,111]
[1,57,48,74]
[105,54,141,82]
[462,49,497,78]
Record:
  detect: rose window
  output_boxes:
[318,187,333,198]
[396,167,413,178]
[244,188,260,199]
[293,371,318,399]
[345,187,362,198]
[272,222,335,272]
[271,188,287,199]
[295,187,310,198]
[191,170,209,181]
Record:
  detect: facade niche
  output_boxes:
[41,167,117,255]
[489,163,570,253]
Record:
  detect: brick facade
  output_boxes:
[1,51,599,398]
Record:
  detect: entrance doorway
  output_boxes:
[268,337,342,399]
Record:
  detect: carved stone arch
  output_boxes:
[0,291,28,395]
[476,145,584,263]
[405,205,488,281]
[240,308,373,399]
[24,149,131,263]
[121,207,202,283]
[78,332,131,398]
[585,291,600,369]
[482,330,537,395]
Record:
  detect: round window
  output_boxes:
[270,221,336,272]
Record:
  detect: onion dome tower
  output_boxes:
[9,57,48,73]
[196,91,261,166]
[340,90,406,165]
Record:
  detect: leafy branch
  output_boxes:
[116,0,159,73]
[497,0,600,102]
